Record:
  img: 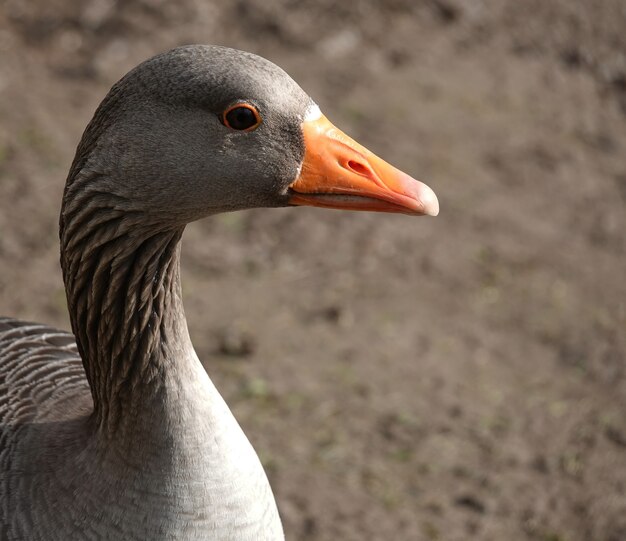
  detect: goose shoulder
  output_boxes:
[0,316,90,427]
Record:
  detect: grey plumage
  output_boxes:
[0,45,315,540]
[0,314,283,540]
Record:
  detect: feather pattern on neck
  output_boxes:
[60,168,188,434]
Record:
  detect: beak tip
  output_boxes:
[423,195,439,217]
[413,181,439,217]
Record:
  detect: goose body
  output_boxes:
[0,45,438,540]
[0,318,281,539]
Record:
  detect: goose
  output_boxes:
[0,45,438,540]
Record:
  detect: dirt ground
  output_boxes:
[0,1,625,540]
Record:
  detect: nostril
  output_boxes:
[347,160,371,177]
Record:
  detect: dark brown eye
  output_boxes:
[222,104,261,131]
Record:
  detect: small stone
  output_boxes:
[216,326,255,358]
[454,494,486,514]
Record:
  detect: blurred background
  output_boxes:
[0,1,625,539]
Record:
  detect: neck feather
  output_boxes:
[60,170,190,434]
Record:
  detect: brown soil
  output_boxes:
[1,1,625,540]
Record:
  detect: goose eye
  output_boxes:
[223,104,261,131]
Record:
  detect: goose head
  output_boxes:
[68,45,438,225]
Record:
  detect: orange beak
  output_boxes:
[288,114,439,216]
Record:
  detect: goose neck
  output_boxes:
[60,177,194,435]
